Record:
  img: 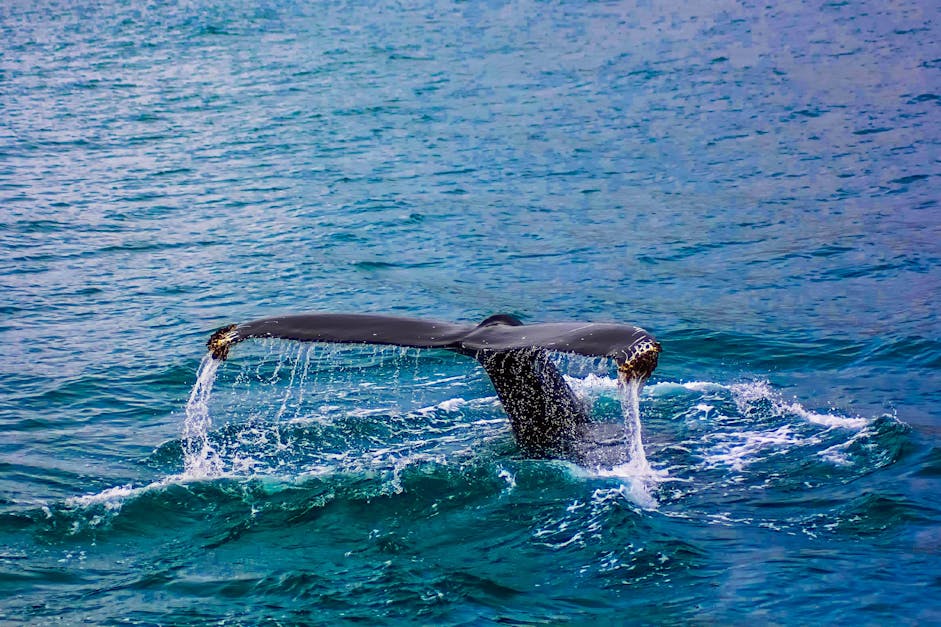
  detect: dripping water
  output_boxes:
[606,375,662,508]
[618,377,653,475]
[182,355,223,478]
[179,344,663,508]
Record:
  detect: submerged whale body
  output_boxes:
[207,313,661,460]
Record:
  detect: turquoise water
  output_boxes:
[2,0,940,623]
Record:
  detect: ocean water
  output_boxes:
[2,0,940,623]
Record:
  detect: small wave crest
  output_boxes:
[56,344,908,537]
[647,378,872,431]
[727,380,870,430]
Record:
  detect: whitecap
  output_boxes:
[729,381,869,430]
[700,424,818,472]
[646,380,729,395]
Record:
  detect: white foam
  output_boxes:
[436,398,466,412]
[411,397,468,416]
[646,380,729,395]
[65,483,144,511]
[784,402,869,430]
[818,444,852,466]
[816,427,873,465]
[729,380,775,405]
[415,374,467,387]
[347,406,397,418]
[648,379,867,430]
[590,464,666,510]
[497,467,516,490]
[701,424,819,471]
[729,381,870,430]
[64,471,208,512]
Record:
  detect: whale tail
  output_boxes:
[205,312,660,458]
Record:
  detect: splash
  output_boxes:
[618,377,651,474]
[584,376,665,509]
[181,355,224,479]
[728,380,870,430]
[561,370,666,507]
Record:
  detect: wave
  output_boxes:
[40,352,910,545]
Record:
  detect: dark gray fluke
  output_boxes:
[207,313,661,458]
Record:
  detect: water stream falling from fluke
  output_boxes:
[607,375,661,508]
[618,377,653,475]
[180,345,661,502]
[182,355,223,479]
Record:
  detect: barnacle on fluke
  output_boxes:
[207,324,238,361]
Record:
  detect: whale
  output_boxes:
[207,313,661,460]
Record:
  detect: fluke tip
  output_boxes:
[207,324,238,361]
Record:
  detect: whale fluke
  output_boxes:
[206,313,661,458]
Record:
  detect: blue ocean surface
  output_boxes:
[2,0,940,623]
